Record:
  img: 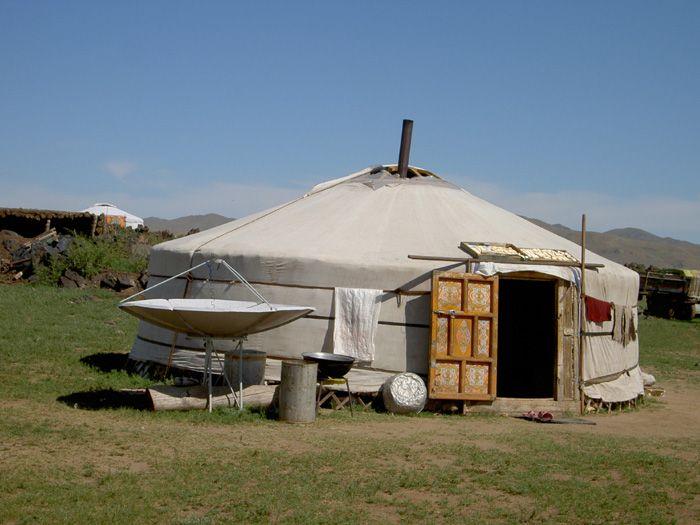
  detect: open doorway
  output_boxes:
[497,278,557,398]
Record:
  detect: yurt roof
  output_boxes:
[83,203,144,224]
[149,165,637,296]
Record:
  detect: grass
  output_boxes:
[0,284,698,524]
[639,314,700,384]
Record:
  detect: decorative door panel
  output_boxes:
[428,271,499,401]
[450,317,472,357]
[434,315,449,357]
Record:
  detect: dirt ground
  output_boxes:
[7,379,699,452]
[572,380,700,439]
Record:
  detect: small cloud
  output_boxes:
[103,160,136,180]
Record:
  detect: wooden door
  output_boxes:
[428,271,499,401]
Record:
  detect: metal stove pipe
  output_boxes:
[397,119,413,178]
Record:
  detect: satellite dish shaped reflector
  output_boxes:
[119,298,315,338]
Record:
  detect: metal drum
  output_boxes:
[279,360,318,423]
[223,349,266,388]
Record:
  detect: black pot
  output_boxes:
[301,352,355,379]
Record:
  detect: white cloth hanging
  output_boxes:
[333,287,383,362]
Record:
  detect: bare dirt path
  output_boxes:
[571,380,700,439]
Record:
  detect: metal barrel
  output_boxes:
[279,360,318,423]
[223,349,266,388]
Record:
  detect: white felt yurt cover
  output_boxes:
[128,166,643,403]
[82,202,144,229]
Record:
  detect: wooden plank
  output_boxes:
[556,281,566,401]
[463,397,579,415]
[562,283,576,400]
[408,254,604,269]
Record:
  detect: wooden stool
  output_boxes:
[316,378,354,416]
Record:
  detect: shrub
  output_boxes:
[66,236,109,278]
[35,229,152,285]
[35,255,69,285]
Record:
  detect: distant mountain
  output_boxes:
[524,218,700,269]
[604,228,662,242]
[144,214,233,235]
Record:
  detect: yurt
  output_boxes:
[82,202,144,229]
[129,164,643,411]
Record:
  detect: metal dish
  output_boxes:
[301,352,355,379]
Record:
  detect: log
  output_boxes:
[22,228,57,247]
[147,384,276,412]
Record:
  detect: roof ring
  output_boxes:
[383,165,440,179]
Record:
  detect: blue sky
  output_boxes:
[1,1,698,241]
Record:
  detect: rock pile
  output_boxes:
[0,228,69,280]
[0,228,148,294]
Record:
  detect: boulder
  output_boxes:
[59,275,79,288]
[100,273,119,290]
[54,236,73,254]
[99,271,140,291]
[63,269,88,288]
[117,274,137,290]
[119,286,141,297]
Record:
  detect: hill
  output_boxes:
[144,214,233,235]
[524,218,700,269]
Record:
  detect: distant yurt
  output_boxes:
[129,165,643,411]
[83,202,144,229]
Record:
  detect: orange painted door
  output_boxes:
[428,271,499,401]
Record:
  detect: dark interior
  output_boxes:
[497,278,557,398]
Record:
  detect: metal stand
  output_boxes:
[203,336,242,413]
[231,338,245,412]
[121,258,273,309]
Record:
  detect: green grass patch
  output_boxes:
[0,284,698,524]
[0,285,148,400]
[638,315,700,383]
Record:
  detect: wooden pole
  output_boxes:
[407,254,604,269]
[579,214,587,415]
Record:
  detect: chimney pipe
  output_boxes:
[397,119,413,178]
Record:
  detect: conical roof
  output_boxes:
[149,165,632,294]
